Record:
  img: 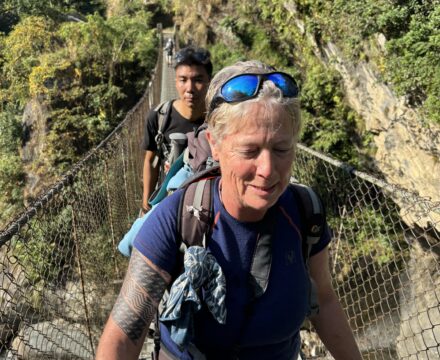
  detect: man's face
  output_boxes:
[175,64,210,112]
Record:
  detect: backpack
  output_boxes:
[176,168,325,309]
[152,100,174,168]
[149,100,189,199]
[146,126,326,358]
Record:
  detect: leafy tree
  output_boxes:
[385,5,440,123]
[0,16,57,107]
[25,12,158,169]
[0,106,24,227]
[0,0,105,33]
[0,7,158,226]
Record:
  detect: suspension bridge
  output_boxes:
[0,28,439,360]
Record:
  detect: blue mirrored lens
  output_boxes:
[221,75,259,102]
[267,73,298,97]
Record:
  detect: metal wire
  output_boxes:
[1,27,439,359]
[294,145,440,359]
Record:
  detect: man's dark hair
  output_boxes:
[174,46,213,78]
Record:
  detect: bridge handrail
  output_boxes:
[0,24,439,359]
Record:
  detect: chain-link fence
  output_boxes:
[1,27,439,359]
[0,27,163,360]
[293,145,440,359]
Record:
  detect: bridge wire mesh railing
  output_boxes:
[293,145,440,359]
[0,36,439,359]
[0,28,163,360]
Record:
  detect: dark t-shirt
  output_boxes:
[134,178,332,359]
[142,100,205,153]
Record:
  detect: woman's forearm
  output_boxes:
[309,249,362,359]
[96,316,146,360]
[311,292,362,360]
[96,248,170,359]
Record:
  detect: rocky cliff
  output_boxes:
[197,2,439,229]
[281,2,439,228]
[20,97,52,203]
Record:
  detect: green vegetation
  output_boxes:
[300,0,440,124]
[0,105,25,224]
[1,0,435,274]
[0,2,161,227]
[167,0,439,174]
[197,1,366,165]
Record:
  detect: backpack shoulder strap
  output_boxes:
[176,172,218,252]
[288,183,325,263]
[153,100,174,159]
[288,182,325,317]
[154,100,173,132]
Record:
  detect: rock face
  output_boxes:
[9,319,93,359]
[320,41,440,204]
[20,97,50,202]
[280,2,440,230]
[397,241,440,359]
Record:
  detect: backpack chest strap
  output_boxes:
[248,210,276,300]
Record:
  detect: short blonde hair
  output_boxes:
[205,60,301,145]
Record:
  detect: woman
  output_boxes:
[96,61,362,359]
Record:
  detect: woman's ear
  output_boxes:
[206,130,220,161]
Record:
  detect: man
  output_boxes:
[164,38,174,65]
[141,46,212,215]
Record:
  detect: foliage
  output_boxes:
[385,5,440,123]
[0,153,25,226]
[0,6,158,227]
[209,42,247,74]
[300,63,363,164]
[170,0,225,46]
[289,0,440,124]
[25,13,158,169]
[0,107,24,227]
[0,16,58,106]
[0,0,105,33]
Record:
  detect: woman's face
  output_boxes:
[207,102,295,222]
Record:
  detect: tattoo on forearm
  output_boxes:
[111,249,168,342]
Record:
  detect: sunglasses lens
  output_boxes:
[267,73,299,97]
[221,75,259,102]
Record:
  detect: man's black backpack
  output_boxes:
[150,100,174,169]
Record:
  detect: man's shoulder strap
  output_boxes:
[288,182,325,263]
[154,100,173,134]
[153,100,174,162]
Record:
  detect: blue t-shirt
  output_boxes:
[134,178,331,359]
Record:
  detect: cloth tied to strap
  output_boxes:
[160,246,227,348]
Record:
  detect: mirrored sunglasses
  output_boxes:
[208,72,299,115]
